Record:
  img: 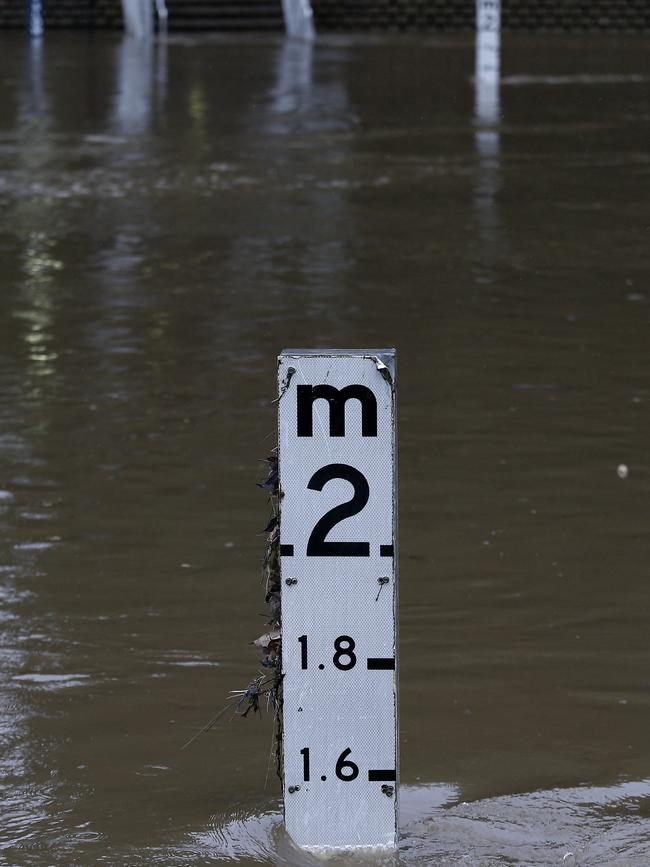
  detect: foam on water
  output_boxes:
[132,781,650,865]
[12,673,91,687]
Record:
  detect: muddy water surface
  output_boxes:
[0,31,649,865]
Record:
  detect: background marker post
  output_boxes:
[475,0,501,129]
[278,349,398,850]
[27,0,43,38]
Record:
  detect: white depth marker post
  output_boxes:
[278,349,398,850]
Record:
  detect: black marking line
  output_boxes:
[368,769,396,782]
[367,658,395,670]
[280,544,294,556]
[379,544,394,557]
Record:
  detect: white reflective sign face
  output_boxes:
[278,350,398,850]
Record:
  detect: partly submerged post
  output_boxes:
[474,0,502,263]
[278,349,398,850]
[281,0,316,40]
[475,0,501,120]
[154,0,168,26]
[121,0,154,39]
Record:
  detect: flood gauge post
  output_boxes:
[278,349,398,850]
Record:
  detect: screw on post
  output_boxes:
[375,576,390,601]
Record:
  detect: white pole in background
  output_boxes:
[154,0,168,27]
[278,349,398,850]
[475,0,501,126]
[27,0,43,38]
[282,0,316,40]
[121,0,154,39]
[474,0,502,270]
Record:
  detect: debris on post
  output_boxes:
[181,453,283,760]
[246,452,284,776]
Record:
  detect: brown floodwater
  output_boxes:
[0,28,649,866]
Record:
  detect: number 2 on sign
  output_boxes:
[306,464,370,556]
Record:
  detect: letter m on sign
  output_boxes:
[297,384,378,437]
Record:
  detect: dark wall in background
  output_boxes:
[313,0,650,32]
[0,0,122,29]
[1,0,649,31]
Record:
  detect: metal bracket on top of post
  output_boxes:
[278,349,398,850]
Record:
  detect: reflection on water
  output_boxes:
[0,29,649,866]
[269,39,314,120]
[53,781,650,864]
[24,37,46,119]
[113,35,169,136]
